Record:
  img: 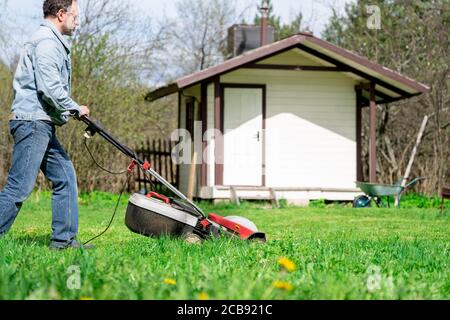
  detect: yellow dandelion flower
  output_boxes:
[198,292,209,300]
[272,281,293,292]
[163,278,177,285]
[277,257,296,272]
[80,297,94,300]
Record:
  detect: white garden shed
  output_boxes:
[147,31,429,205]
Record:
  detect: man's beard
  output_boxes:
[62,25,76,36]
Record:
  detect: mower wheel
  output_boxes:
[248,232,267,244]
[353,195,371,208]
[183,232,203,244]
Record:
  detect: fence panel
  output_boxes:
[130,139,178,193]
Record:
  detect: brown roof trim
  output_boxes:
[147,33,430,101]
[303,37,430,94]
[244,64,350,71]
[146,35,306,101]
[296,43,412,97]
[176,35,305,88]
[145,83,179,102]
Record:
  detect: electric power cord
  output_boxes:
[82,173,131,246]
[84,139,128,175]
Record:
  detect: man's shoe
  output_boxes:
[49,240,95,250]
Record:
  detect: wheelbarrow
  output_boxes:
[353,177,426,208]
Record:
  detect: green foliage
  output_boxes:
[278,198,288,209]
[308,193,446,209]
[322,0,450,194]
[400,193,446,209]
[0,191,448,300]
[0,0,177,193]
[0,60,13,187]
[309,199,327,208]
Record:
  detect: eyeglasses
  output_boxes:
[65,11,79,22]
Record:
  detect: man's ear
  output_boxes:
[56,9,66,22]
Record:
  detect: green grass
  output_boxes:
[0,191,449,300]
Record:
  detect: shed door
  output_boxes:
[223,88,263,186]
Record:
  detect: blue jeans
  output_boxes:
[0,120,78,244]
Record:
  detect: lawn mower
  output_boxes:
[78,115,266,244]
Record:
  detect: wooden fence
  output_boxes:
[130,139,178,193]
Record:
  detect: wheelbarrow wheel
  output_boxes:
[353,195,371,208]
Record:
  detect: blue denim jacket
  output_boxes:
[10,20,81,126]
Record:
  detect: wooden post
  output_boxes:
[187,150,197,200]
[163,140,168,182]
[171,140,177,185]
[168,140,172,183]
[356,87,363,182]
[200,83,207,187]
[230,186,240,206]
[369,82,377,183]
[160,139,163,179]
[214,77,223,185]
[137,148,142,192]
[152,139,156,186]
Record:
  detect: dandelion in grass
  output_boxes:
[277,257,296,272]
[80,297,93,300]
[164,278,177,285]
[198,292,209,300]
[272,281,293,292]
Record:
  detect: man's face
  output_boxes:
[61,1,79,36]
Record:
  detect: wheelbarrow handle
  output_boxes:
[404,177,427,190]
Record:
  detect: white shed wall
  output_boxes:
[220,68,357,189]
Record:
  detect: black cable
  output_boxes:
[83,173,131,246]
[81,136,164,245]
[84,138,128,175]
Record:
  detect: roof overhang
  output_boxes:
[146,33,429,102]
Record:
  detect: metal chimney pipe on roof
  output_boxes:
[259,1,269,46]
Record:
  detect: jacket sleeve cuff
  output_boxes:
[67,101,82,115]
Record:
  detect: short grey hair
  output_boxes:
[43,0,74,18]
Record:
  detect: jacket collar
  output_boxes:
[41,20,71,54]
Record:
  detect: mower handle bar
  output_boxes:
[77,115,206,218]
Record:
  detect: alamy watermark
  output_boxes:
[366,5,381,30]
[67,265,81,290]
[170,121,275,166]
[366,265,395,295]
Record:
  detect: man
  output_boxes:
[0,0,92,250]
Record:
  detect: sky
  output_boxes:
[134,0,354,35]
[0,0,355,79]
[1,0,354,39]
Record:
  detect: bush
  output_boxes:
[399,193,444,208]
[307,193,445,209]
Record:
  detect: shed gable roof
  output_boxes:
[146,32,429,102]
